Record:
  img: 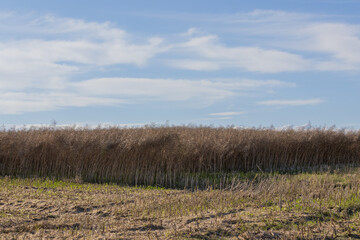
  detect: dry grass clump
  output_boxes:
[0,126,360,188]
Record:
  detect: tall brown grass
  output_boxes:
[0,126,359,188]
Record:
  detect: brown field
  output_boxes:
[1,126,360,188]
[1,170,360,239]
[1,126,360,239]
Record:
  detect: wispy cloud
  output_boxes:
[165,10,360,72]
[298,23,360,69]
[233,9,315,24]
[231,11,360,71]
[72,77,290,103]
[72,77,233,102]
[0,12,169,114]
[0,75,292,114]
[209,111,244,116]
[168,59,221,71]
[168,35,309,73]
[258,98,325,106]
[0,10,349,115]
[0,92,123,114]
[0,13,167,91]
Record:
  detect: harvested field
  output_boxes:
[1,169,360,239]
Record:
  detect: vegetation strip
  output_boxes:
[1,126,360,188]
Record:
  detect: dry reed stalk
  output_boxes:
[0,126,359,188]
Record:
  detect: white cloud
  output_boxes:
[164,10,360,72]
[209,111,244,116]
[180,27,199,36]
[258,98,325,106]
[200,79,294,89]
[1,10,359,98]
[0,13,167,91]
[229,11,360,71]
[0,92,123,114]
[72,78,290,103]
[0,12,300,115]
[233,9,314,24]
[168,59,221,71]
[169,35,310,73]
[3,10,354,115]
[299,23,360,69]
[72,77,232,102]
[0,76,292,114]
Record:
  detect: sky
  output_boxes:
[0,0,360,129]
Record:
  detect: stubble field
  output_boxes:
[2,170,360,239]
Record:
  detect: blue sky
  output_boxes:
[1,0,360,128]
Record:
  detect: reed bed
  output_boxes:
[0,126,359,188]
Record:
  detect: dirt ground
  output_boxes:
[1,172,360,239]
